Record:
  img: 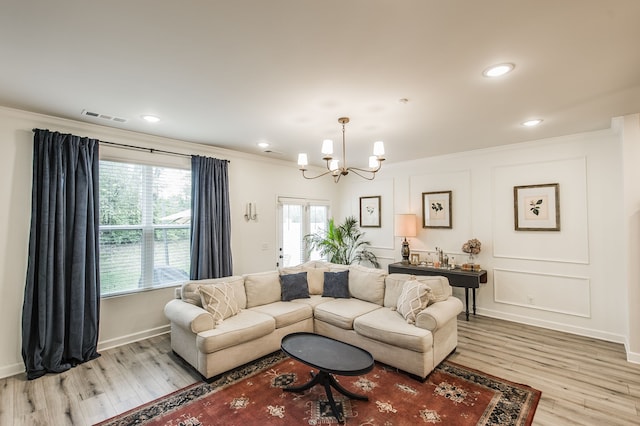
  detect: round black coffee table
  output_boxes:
[280,332,374,424]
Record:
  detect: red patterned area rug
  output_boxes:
[96,352,540,426]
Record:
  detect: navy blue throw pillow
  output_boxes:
[322,270,350,298]
[281,272,310,301]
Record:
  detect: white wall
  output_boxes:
[337,124,630,347]
[0,106,337,378]
[621,113,640,362]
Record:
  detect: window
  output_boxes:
[99,160,191,296]
[277,197,330,267]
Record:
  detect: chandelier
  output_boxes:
[297,117,385,183]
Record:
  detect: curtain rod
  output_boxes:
[32,128,229,162]
[99,140,193,159]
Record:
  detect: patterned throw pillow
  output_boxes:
[396,280,433,324]
[322,270,350,298]
[198,283,241,326]
[281,271,310,301]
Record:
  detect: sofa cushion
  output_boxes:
[348,264,386,305]
[414,276,452,303]
[280,266,328,295]
[196,310,275,354]
[384,274,413,308]
[244,271,281,308]
[281,272,310,301]
[290,294,334,308]
[354,308,433,353]
[198,282,241,326]
[314,298,381,330]
[250,301,313,328]
[396,280,434,324]
[305,267,328,295]
[181,275,245,308]
[322,270,350,298]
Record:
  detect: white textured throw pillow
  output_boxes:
[198,283,240,326]
[396,280,433,324]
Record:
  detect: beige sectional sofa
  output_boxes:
[164,261,463,380]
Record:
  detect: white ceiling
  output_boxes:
[1,1,639,167]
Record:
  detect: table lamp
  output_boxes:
[394,214,417,264]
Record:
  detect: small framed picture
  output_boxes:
[359,196,381,228]
[410,253,420,265]
[514,183,560,231]
[422,191,452,228]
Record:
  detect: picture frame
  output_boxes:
[422,191,452,228]
[410,253,420,265]
[359,196,381,228]
[514,183,560,231]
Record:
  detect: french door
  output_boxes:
[277,197,330,267]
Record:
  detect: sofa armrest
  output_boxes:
[415,296,464,332]
[164,299,214,333]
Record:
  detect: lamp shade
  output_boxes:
[394,214,417,237]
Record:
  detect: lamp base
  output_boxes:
[401,238,410,264]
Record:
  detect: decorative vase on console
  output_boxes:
[462,238,481,264]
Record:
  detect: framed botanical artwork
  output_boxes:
[514,183,560,231]
[422,191,452,228]
[359,196,381,228]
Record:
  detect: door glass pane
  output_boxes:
[308,205,329,261]
[282,204,303,267]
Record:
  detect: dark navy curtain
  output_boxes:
[22,129,101,380]
[190,155,232,279]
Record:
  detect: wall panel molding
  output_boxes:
[493,268,591,318]
[491,157,589,264]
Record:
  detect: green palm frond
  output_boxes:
[304,216,379,268]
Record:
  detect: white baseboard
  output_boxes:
[0,362,25,380]
[0,325,172,380]
[97,324,171,352]
[624,342,640,364]
[476,307,627,345]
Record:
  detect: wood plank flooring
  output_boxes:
[1,315,639,425]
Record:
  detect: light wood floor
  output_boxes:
[1,315,639,425]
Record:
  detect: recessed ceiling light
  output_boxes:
[141,115,160,123]
[482,63,515,78]
[257,142,270,149]
[522,119,543,127]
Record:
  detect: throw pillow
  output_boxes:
[322,270,350,298]
[396,280,433,324]
[198,282,241,326]
[281,271,310,301]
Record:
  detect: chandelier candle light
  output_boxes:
[297,117,385,183]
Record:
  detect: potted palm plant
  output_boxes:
[304,216,379,268]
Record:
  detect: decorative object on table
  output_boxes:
[422,190,452,228]
[304,216,379,267]
[462,238,482,266]
[243,202,257,221]
[514,183,560,231]
[297,117,385,183]
[410,253,420,265]
[394,214,417,264]
[359,195,381,227]
[96,352,541,426]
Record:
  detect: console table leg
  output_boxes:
[464,288,470,321]
[473,289,476,316]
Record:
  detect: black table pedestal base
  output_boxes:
[285,370,368,424]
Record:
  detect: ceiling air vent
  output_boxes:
[81,109,128,123]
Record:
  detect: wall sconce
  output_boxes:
[244,202,258,221]
[394,214,417,264]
